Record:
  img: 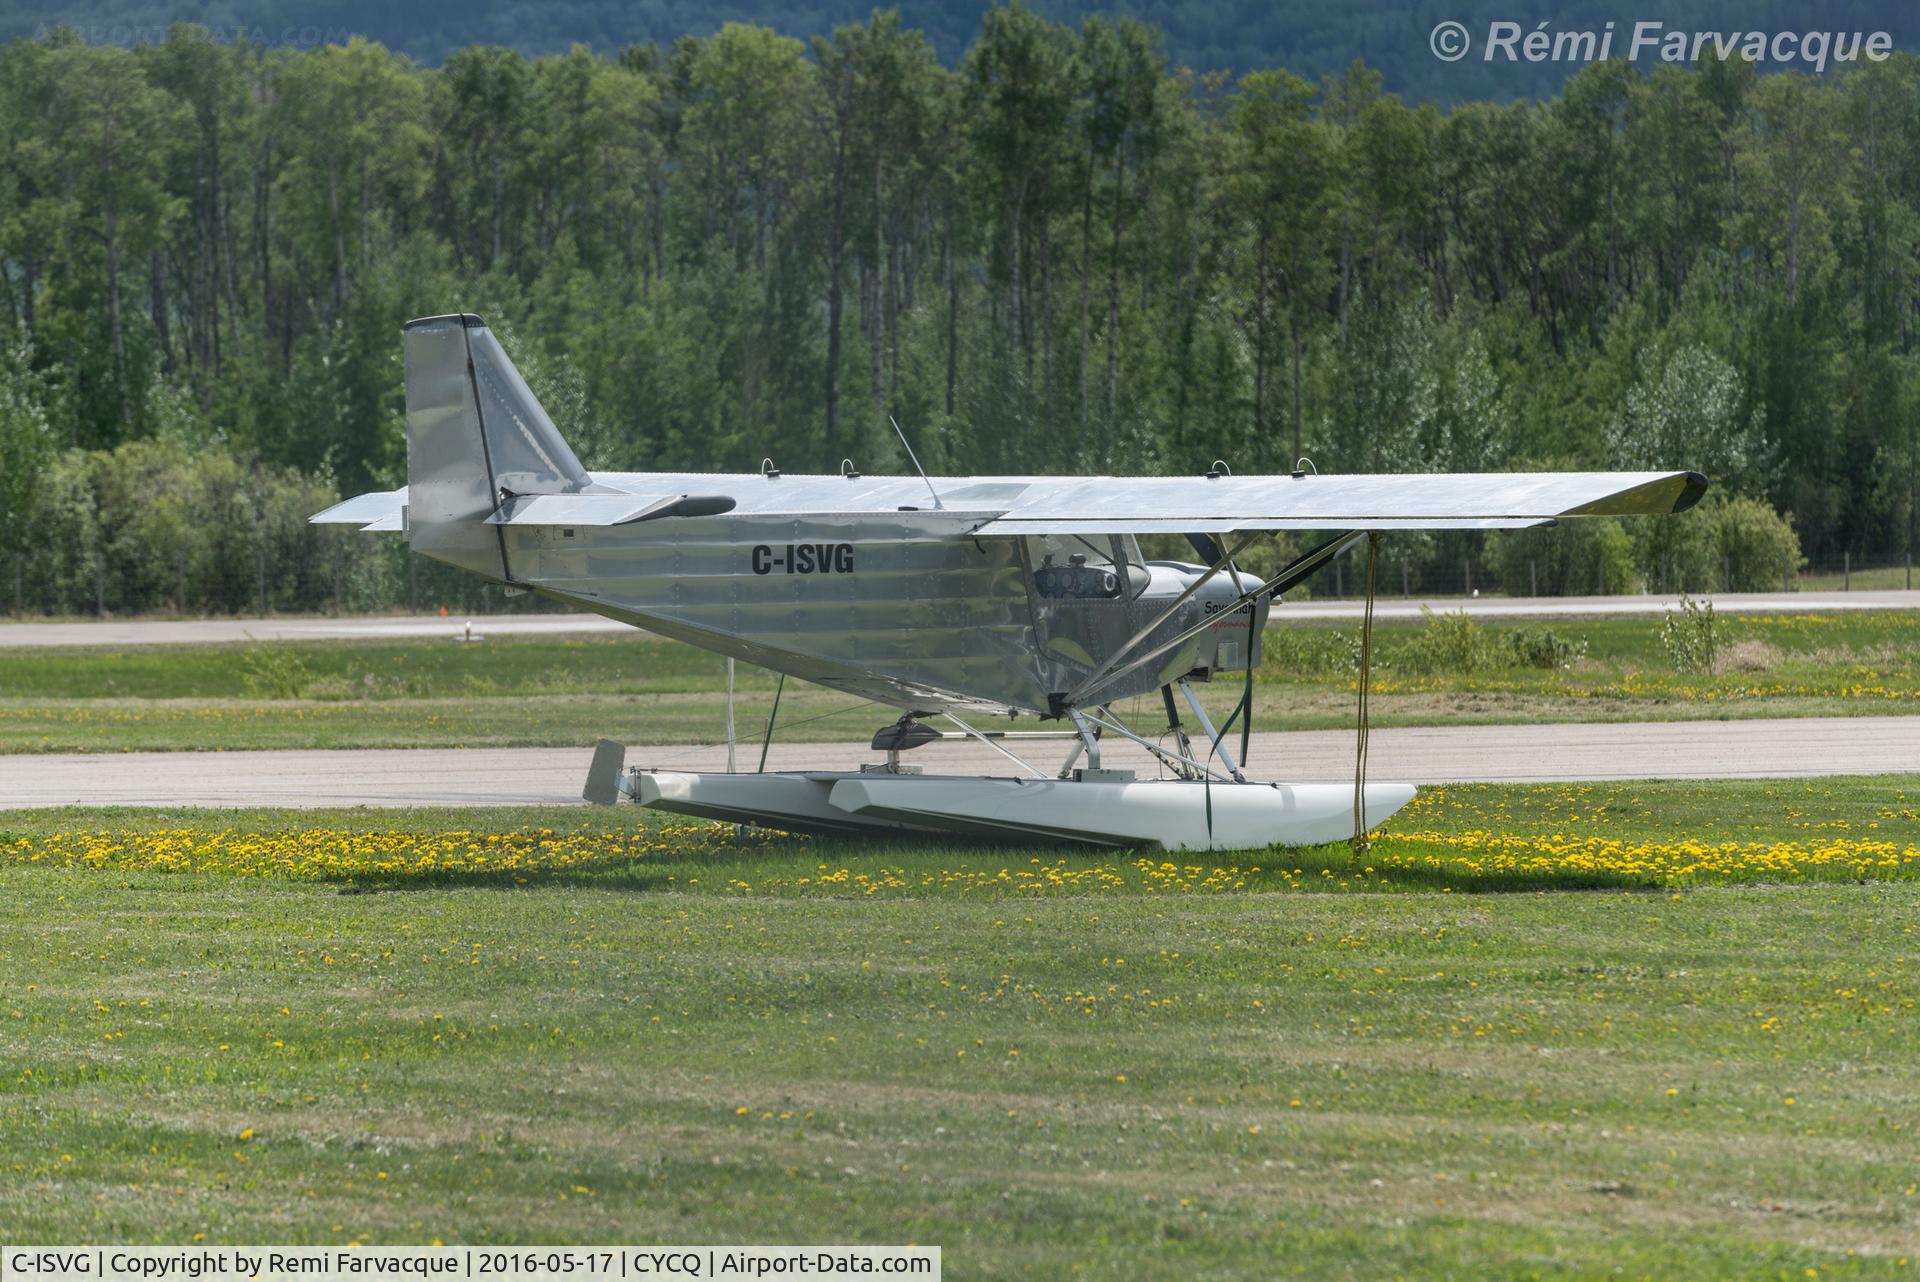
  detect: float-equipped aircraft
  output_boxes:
[314,314,1705,850]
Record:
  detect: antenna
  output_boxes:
[890,415,943,510]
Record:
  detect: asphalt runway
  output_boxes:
[6,715,1914,808]
[2,590,1917,648]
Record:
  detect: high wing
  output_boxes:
[312,469,1705,535]
[960,470,1707,535]
[571,468,1706,533]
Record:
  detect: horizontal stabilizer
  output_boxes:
[310,488,407,529]
[485,492,736,526]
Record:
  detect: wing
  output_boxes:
[970,470,1707,536]
[312,470,1705,536]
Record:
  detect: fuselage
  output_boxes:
[454,471,1265,717]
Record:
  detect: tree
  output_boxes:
[143,27,249,385]
[1739,73,1851,308]
[1223,68,1328,466]
[0,340,52,606]
[1077,16,1165,454]
[675,24,817,273]
[964,4,1079,403]
[269,37,429,320]
[1608,342,1768,491]
[1625,66,1725,308]
[1549,60,1638,326]
[437,45,529,274]
[42,40,185,436]
[815,12,945,451]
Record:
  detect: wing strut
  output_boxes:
[1063,531,1264,709]
[1065,529,1365,709]
[1223,554,1254,769]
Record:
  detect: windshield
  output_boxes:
[1024,533,1147,599]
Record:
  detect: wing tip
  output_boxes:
[1674,471,1710,513]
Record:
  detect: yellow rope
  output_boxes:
[1352,532,1381,857]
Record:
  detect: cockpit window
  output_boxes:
[1026,533,1123,599]
[1115,534,1149,597]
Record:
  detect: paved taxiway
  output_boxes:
[6,715,1913,808]
[2,590,1917,648]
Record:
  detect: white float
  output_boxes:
[628,767,1414,852]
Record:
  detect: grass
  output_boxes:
[3,608,1920,753]
[3,778,1920,1276]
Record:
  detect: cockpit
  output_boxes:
[1024,533,1149,600]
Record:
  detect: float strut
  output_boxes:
[1161,684,1198,778]
[1179,679,1247,783]
[1066,709,1102,772]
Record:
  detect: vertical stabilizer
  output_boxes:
[403,313,591,580]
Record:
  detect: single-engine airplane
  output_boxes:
[314,314,1705,850]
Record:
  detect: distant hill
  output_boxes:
[8,0,1918,102]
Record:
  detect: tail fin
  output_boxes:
[404,313,590,580]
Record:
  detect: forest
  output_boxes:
[0,9,1914,614]
[11,0,1918,103]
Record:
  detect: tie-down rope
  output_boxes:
[1352,532,1381,857]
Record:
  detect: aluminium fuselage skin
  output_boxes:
[454,487,1261,716]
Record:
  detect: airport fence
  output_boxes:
[1305,545,1915,599]
[2,532,561,620]
[7,535,1908,621]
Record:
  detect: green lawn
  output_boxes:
[3,779,1919,1276]
[2,608,1920,753]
